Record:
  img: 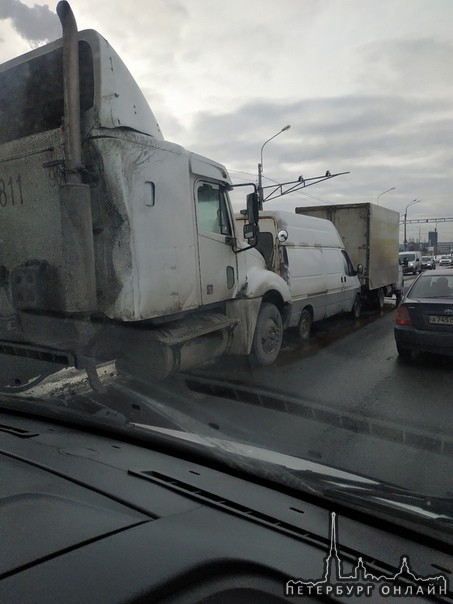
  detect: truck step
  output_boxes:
[153,313,238,347]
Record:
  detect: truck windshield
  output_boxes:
[0,41,94,144]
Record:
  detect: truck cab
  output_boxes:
[0,6,291,382]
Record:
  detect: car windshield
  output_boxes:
[1,0,453,558]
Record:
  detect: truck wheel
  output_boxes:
[351,294,362,319]
[252,302,283,366]
[298,308,312,340]
[374,288,385,310]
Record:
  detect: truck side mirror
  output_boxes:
[246,192,259,225]
[243,191,260,244]
[356,263,364,275]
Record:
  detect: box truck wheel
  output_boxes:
[369,288,384,310]
[298,308,312,340]
[351,294,362,319]
[376,287,385,310]
[252,302,283,366]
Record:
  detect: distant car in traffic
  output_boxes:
[398,251,422,275]
[394,269,453,360]
[421,256,436,270]
[438,255,452,267]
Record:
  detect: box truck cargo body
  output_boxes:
[296,203,401,308]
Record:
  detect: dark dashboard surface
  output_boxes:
[0,410,452,603]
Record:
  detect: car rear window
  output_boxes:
[410,275,453,298]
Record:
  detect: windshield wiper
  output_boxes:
[0,392,128,427]
[129,423,453,536]
[323,481,453,524]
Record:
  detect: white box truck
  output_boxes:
[236,211,362,339]
[295,203,401,308]
[0,2,291,382]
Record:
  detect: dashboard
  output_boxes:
[1,410,452,603]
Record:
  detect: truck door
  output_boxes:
[195,182,238,305]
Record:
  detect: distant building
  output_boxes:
[436,242,453,255]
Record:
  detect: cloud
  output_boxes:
[354,37,453,97]
[165,91,452,226]
[176,94,452,165]
[0,0,60,46]
[0,0,451,237]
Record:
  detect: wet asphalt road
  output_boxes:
[190,273,453,432]
[171,273,453,493]
[1,272,452,494]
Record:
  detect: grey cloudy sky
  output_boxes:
[1,0,452,243]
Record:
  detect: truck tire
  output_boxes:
[298,308,312,340]
[252,302,283,366]
[351,294,362,319]
[373,287,385,310]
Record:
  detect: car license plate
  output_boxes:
[428,315,453,325]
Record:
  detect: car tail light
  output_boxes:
[395,305,413,325]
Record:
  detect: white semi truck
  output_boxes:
[295,203,402,308]
[0,2,291,383]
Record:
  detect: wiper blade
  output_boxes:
[0,391,129,426]
[131,424,453,530]
[324,481,453,524]
[130,423,381,498]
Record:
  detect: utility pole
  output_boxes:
[258,125,290,209]
[404,199,421,251]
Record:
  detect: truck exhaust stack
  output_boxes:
[57,0,82,181]
[57,0,97,311]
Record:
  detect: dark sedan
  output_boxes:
[394,269,453,359]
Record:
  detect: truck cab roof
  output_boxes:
[0,29,163,144]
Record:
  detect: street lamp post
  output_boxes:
[404,199,421,251]
[376,186,396,205]
[258,125,290,208]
